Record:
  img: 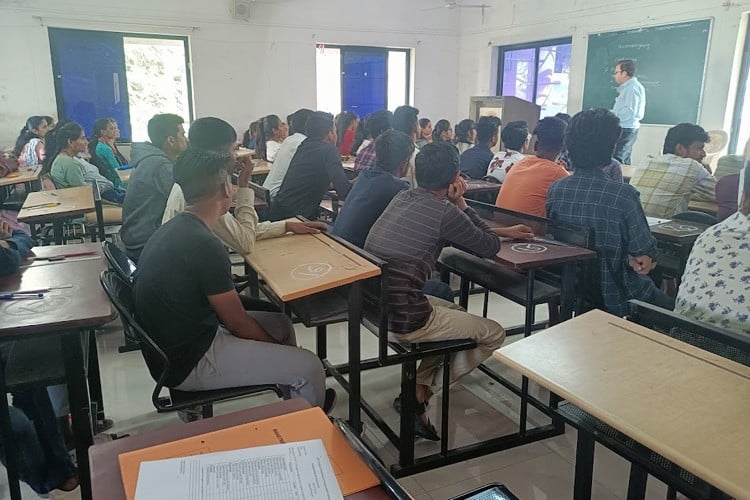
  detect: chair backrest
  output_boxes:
[467,199,549,236]
[546,220,603,312]
[673,211,717,226]
[102,241,137,283]
[628,300,750,366]
[99,270,170,407]
[705,130,728,155]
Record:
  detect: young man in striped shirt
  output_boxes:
[365,142,534,440]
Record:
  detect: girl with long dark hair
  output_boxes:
[88,118,127,190]
[14,116,50,167]
[256,115,288,162]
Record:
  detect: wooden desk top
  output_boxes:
[493,309,750,498]
[465,179,501,194]
[116,169,131,183]
[0,243,111,338]
[494,239,596,271]
[0,165,42,187]
[17,186,95,224]
[251,161,272,177]
[650,219,711,243]
[89,399,388,500]
[245,230,380,302]
[688,200,718,216]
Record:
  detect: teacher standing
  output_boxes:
[612,59,645,165]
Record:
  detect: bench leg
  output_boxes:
[316,326,327,360]
[574,430,595,500]
[398,360,417,468]
[626,464,648,500]
[482,290,489,318]
[524,270,536,337]
[458,278,470,309]
[440,353,451,455]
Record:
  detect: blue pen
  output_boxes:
[0,293,44,300]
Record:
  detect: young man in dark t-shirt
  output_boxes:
[135,148,332,413]
[269,111,352,221]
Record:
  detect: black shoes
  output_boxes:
[323,388,337,414]
[392,395,440,441]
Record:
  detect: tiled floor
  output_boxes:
[0,292,671,499]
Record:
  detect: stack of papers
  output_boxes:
[134,439,342,500]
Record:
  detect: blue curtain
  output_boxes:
[48,28,132,140]
[342,49,387,118]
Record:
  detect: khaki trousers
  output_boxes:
[390,296,506,391]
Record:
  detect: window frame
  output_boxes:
[48,27,194,143]
[317,44,411,112]
[730,22,750,154]
[496,36,573,104]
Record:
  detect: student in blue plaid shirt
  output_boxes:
[546,109,674,316]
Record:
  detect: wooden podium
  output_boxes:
[469,96,541,144]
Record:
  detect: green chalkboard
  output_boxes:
[582,19,711,125]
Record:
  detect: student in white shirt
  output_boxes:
[263,109,313,199]
[256,114,288,162]
[487,121,529,183]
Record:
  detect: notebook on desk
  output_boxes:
[118,407,380,499]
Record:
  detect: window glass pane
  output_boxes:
[388,51,407,111]
[501,48,536,102]
[342,49,387,118]
[536,43,571,116]
[123,37,190,142]
[316,46,342,114]
[49,28,132,140]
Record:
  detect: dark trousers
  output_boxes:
[3,389,76,494]
[614,128,639,165]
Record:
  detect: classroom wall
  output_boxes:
[0,0,461,146]
[457,0,748,165]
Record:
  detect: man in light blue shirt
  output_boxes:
[612,59,645,165]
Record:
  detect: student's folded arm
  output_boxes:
[207,290,275,343]
[212,187,259,255]
[625,193,658,258]
[154,166,175,199]
[327,152,352,199]
[443,205,502,258]
[0,231,33,276]
[691,167,718,202]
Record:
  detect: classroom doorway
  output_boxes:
[316,45,410,118]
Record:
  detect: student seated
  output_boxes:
[546,109,674,316]
[163,117,325,256]
[0,223,79,497]
[263,109,314,199]
[242,120,259,150]
[454,119,476,155]
[256,115,288,162]
[431,119,453,144]
[496,117,569,217]
[333,130,412,247]
[486,121,529,183]
[416,118,432,149]
[269,112,352,221]
[364,142,534,440]
[135,148,334,413]
[353,110,393,172]
[393,106,421,186]
[88,118,128,191]
[630,123,717,218]
[459,120,498,179]
[121,114,188,262]
[46,122,126,204]
[14,116,50,167]
[675,163,749,334]
[715,173,740,222]
[336,111,359,156]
